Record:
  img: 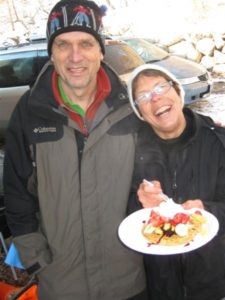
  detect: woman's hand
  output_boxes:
[182,199,204,210]
[137,180,164,208]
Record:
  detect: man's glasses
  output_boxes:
[135,81,173,106]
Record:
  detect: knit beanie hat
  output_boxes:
[46,0,106,56]
[127,64,185,120]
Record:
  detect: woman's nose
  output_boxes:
[150,91,161,102]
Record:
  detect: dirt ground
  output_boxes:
[211,72,225,94]
[0,246,30,287]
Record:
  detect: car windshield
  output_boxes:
[124,38,169,63]
[104,43,144,75]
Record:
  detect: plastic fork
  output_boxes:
[143,179,173,203]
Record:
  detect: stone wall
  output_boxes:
[154,32,225,76]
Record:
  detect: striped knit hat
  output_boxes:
[46,0,106,55]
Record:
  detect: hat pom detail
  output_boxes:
[100,4,107,16]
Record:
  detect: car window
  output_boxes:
[104,43,144,75]
[0,50,39,87]
[0,42,142,89]
[37,49,49,69]
[124,39,169,63]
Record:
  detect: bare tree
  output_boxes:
[5,0,29,31]
[6,0,15,31]
[104,0,116,10]
[38,0,55,15]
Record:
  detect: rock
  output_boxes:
[200,55,215,70]
[168,41,196,59]
[158,34,184,48]
[221,45,225,54]
[186,46,202,63]
[196,38,215,56]
[213,64,225,75]
[214,50,225,64]
[213,33,225,50]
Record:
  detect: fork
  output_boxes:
[143,179,173,203]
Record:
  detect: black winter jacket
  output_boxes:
[128,108,225,300]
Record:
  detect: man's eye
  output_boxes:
[55,41,70,50]
[82,41,93,48]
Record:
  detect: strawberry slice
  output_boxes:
[149,210,169,227]
[171,212,190,225]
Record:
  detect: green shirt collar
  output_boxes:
[58,77,85,118]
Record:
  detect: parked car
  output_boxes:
[121,37,212,105]
[0,38,144,142]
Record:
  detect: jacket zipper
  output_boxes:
[172,170,178,201]
[82,120,89,137]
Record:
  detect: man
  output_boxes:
[127,64,225,300]
[3,1,147,299]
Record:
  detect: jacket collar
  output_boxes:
[28,62,130,127]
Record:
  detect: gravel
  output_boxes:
[0,246,30,287]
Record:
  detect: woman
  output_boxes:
[127,64,225,300]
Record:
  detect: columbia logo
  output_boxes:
[33,127,57,133]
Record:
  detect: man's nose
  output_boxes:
[69,45,83,62]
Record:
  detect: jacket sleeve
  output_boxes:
[204,130,225,236]
[3,93,52,274]
[127,171,143,215]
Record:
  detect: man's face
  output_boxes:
[51,31,103,94]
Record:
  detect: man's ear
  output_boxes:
[51,55,54,62]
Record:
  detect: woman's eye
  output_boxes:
[139,93,150,102]
[155,86,164,94]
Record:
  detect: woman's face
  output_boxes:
[134,74,186,139]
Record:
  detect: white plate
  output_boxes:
[118,208,219,255]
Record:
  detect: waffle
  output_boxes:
[142,210,206,246]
